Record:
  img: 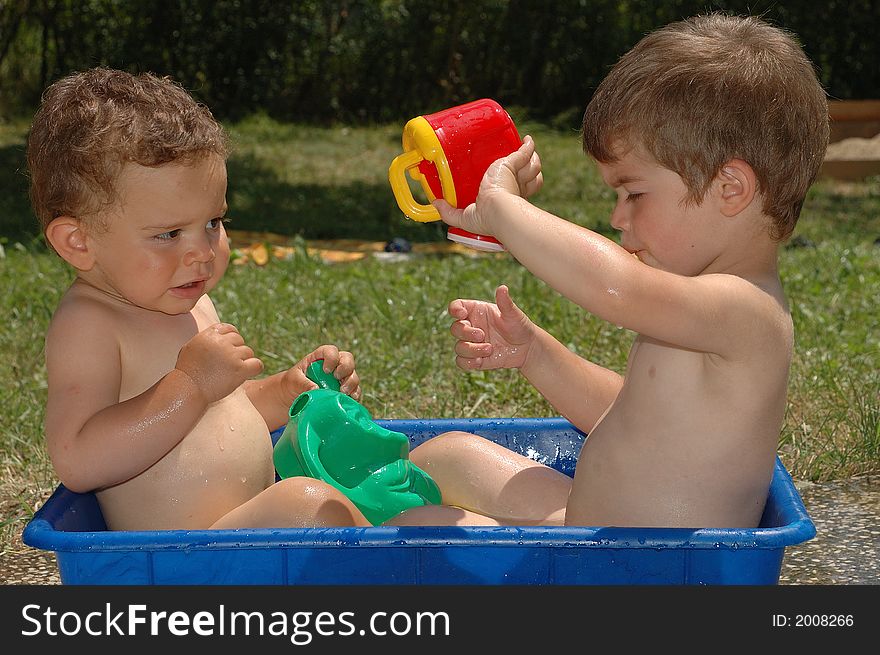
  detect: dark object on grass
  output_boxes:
[384,237,412,252]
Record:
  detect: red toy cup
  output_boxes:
[388,98,522,251]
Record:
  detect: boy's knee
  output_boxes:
[409,431,498,477]
[417,430,490,454]
[272,477,366,526]
[274,476,339,503]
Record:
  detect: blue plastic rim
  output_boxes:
[22,417,816,585]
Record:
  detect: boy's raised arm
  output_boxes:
[438,140,778,359]
[491,199,778,358]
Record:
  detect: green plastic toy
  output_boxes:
[273,361,441,525]
[304,360,340,391]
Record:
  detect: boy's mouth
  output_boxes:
[170,279,208,298]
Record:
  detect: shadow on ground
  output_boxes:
[0,145,449,246]
[227,152,440,243]
[0,143,38,243]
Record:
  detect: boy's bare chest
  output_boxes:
[625,337,713,386]
[115,310,213,402]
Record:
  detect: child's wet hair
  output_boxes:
[582,13,829,240]
[26,67,228,243]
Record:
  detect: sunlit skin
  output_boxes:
[390,136,792,528]
[44,155,371,529]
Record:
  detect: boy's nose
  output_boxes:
[183,237,216,266]
[609,205,629,232]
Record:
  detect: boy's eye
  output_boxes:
[207,217,229,230]
[154,229,181,240]
[625,192,643,203]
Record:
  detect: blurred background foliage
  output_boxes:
[2,0,878,124]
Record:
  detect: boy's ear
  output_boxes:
[45,216,96,271]
[715,158,757,217]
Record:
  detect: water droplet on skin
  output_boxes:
[229,425,235,431]
[240,477,247,484]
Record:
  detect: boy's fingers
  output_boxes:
[449,320,466,338]
[495,284,512,308]
[450,320,484,342]
[224,330,246,347]
[523,172,544,197]
[516,150,543,197]
[448,298,469,318]
[456,341,492,358]
[517,150,542,181]
[313,345,340,371]
[336,351,356,376]
[433,199,463,226]
[340,375,360,396]
[508,135,536,167]
[465,325,486,341]
[456,354,484,370]
[496,285,525,320]
[212,322,238,334]
[449,320,473,340]
[245,357,264,377]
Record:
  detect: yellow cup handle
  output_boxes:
[388,150,441,222]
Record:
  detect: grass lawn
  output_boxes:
[0,115,877,553]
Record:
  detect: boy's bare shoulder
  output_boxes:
[46,282,127,349]
[697,270,786,310]
[699,271,793,353]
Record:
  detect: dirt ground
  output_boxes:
[825,133,880,159]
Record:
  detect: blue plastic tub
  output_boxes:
[22,417,815,585]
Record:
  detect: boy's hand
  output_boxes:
[175,323,264,403]
[281,345,362,402]
[448,285,536,371]
[435,135,543,239]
